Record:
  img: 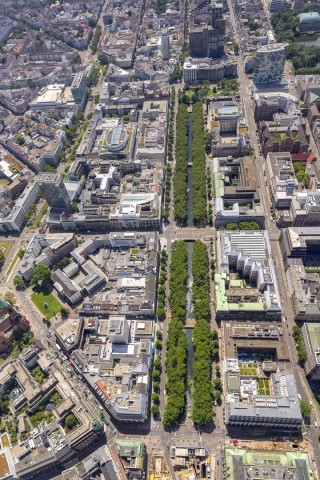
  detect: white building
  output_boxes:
[0,182,39,232]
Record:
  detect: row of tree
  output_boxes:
[293,161,310,187]
[157,250,167,320]
[192,319,214,424]
[163,88,176,220]
[192,103,207,225]
[163,241,188,426]
[173,104,188,224]
[225,221,260,231]
[292,325,307,365]
[191,241,214,425]
[151,330,163,417]
[192,241,210,320]
[167,88,175,162]
[90,24,102,53]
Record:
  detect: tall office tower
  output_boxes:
[253,43,287,87]
[36,173,71,211]
[211,1,223,23]
[161,30,170,60]
[71,72,87,104]
[189,1,226,58]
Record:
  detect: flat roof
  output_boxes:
[305,323,320,353]
[225,448,312,480]
[222,321,289,361]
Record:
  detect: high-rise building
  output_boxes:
[71,72,87,104]
[36,173,71,211]
[161,30,169,60]
[189,1,226,58]
[253,43,287,87]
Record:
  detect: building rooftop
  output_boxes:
[298,12,320,24]
[225,448,312,480]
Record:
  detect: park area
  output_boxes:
[31,288,62,320]
[0,453,10,479]
[0,242,10,256]
[0,434,10,449]
[239,363,258,376]
[258,379,271,396]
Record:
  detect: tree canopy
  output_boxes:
[191,241,214,425]
[300,400,311,420]
[163,241,188,426]
[191,103,207,225]
[64,413,78,429]
[173,104,188,224]
[31,264,51,286]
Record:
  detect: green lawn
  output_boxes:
[1,434,10,448]
[0,242,10,256]
[31,202,48,230]
[6,252,20,276]
[31,289,62,320]
[240,367,257,376]
[258,379,271,396]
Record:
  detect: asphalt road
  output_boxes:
[227,0,320,472]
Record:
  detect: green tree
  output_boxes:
[173,104,188,224]
[152,370,160,381]
[213,378,222,391]
[30,264,51,286]
[73,54,82,64]
[191,102,207,225]
[44,164,57,173]
[151,404,160,416]
[153,382,160,392]
[15,134,25,145]
[98,53,108,65]
[31,366,44,383]
[13,275,25,289]
[88,18,97,28]
[300,400,311,420]
[61,307,69,317]
[17,248,25,259]
[64,413,77,429]
[56,257,71,271]
[154,359,162,371]
[0,250,5,268]
[50,391,63,406]
[233,42,240,54]
[152,393,160,404]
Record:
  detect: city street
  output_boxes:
[227,0,320,472]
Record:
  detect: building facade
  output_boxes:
[253,43,287,87]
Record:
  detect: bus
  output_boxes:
[100,414,109,426]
